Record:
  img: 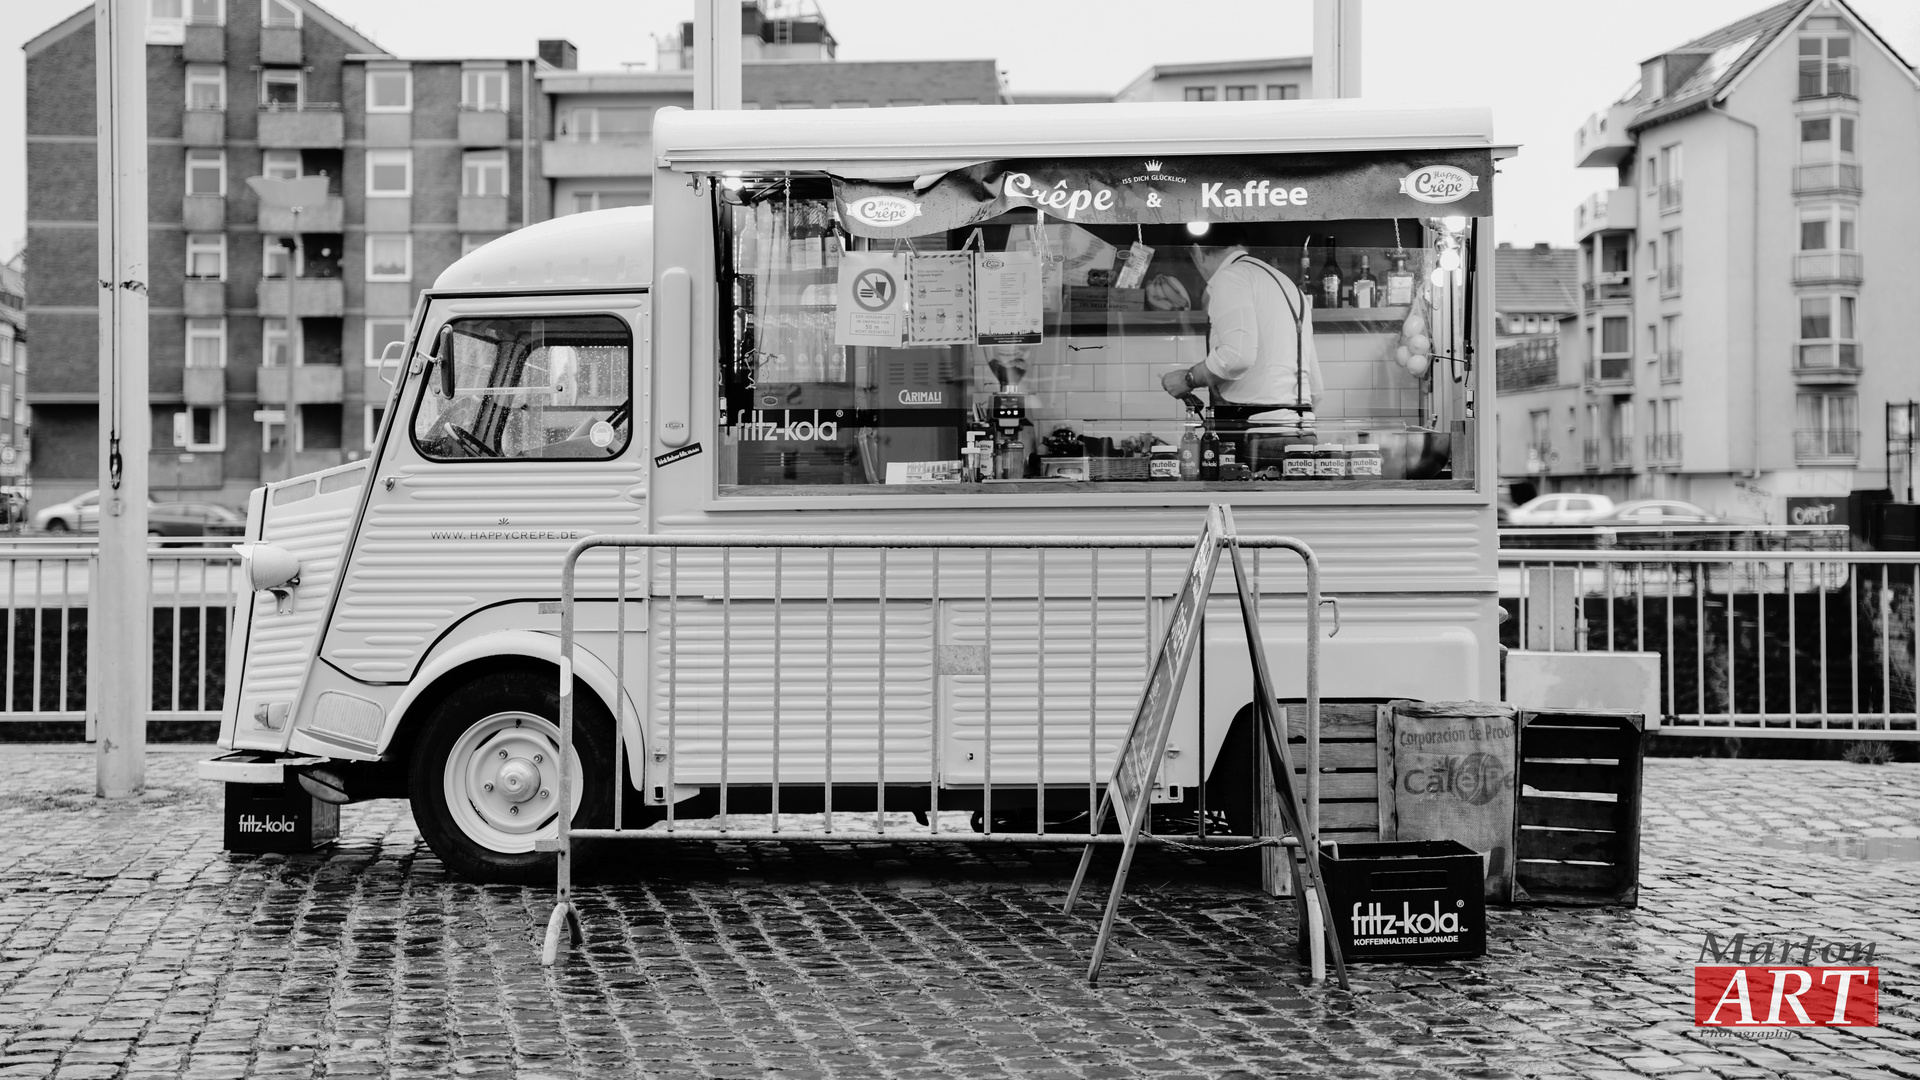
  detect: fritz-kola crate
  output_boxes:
[223,781,339,853]
[1318,840,1486,961]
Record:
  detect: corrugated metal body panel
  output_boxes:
[650,504,1493,596]
[939,599,1158,786]
[234,464,369,735]
[650,599,937,783]
[326,462,647,680]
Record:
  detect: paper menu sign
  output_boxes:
[835,251,909,347]
[884,460,964,484]
[907,252,975,345]
[974,250,1044,345]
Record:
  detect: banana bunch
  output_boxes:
[1145,275,1191,311]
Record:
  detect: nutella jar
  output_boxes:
[1314,443,1348,478]
[1281,443,1317,479]
[1348,443,1383,479]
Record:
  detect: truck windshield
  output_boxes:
[413,314,631,461]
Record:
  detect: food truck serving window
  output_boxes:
[712,152,1491,494]
[413,315,632,461]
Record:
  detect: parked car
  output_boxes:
[1505,492,1618,527]
[1588,499,1722,527]
[34,490,243,536]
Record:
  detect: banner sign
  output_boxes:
[835,150,1495,239]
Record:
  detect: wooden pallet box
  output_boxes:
[1512,709,1646,906]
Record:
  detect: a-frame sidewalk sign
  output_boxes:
[1063,504,1351,989]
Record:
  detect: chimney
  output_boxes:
[1498,241,1513,249]
[1534,242,1550,251]
[539,39,578,70]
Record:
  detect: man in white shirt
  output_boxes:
[1160,242,1321,425]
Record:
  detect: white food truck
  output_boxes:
[204,100,1505,882]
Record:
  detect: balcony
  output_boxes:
[1647,432,1683,465]
[1794,161,1862,197]
[1659,349,1683,382]
[182,109,225,147]
[182,195,224,231]
[1793,251,1863,287]
[182,23,224,63]
[255,277,344,318]
[459,109,509,147]
[256,104,343,149]
[1658,181,1682,213]
[260,26,302,65]
[1797,63,1854,101]
[182,367,226,405]
[541,138,649,178]
[256,365,345,405]
[1574,102,1637,168]
[258,196,343,234]
[1793,341,1862,384]
[1609,435,1635,466]
[1574,189,1637,240]
[1794,428,1860,462]
[182,279,225,317]
[1582,439,1601,469]
[457,195,509,233]
[1582,273,1633,306]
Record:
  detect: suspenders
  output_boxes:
[1227,253,1309,413]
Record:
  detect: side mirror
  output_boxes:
[433,325,455,400]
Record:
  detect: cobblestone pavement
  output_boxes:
[0,749,1914,1079]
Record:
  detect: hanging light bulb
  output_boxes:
[1186,221,1211,237]
[1441,215,1469,233]
[1429,266,1449,288]
[720,172,746,191]
[1439,248,1462,272]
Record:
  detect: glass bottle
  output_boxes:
[1353,254,1377,309]
[1179,422,1203,482]
[1199,409,1221,482]
[1299,247,1315,311]
[1386,248,1415,307]
[1319,240,1344,310]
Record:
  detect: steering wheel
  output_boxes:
[446,422,499,459]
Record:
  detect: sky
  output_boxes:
[5,0,1920,264]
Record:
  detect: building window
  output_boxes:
[186,65,224,111]
[1597,315,1630,381]
[1265,84,1299,99]
[185,318,226,368]
[364,404,387,451]
[185,148,225,196]
[365,69,412,113]
[185,406,225,452]
[1796,294,1859,373]
[260,68,302,108]
[299,403,342,451]
[261,0,300,28]
[365,235,411,281]
[1658,144,1682,211]
[1183,86,1218,102]
[1660,228,1682,294]
[1649,398,1681,463]
[261,150,302,181]
[461,235,493,255]
[366,150,412,197]
[1795,393,1859,458]
[263,318,291,367]
[461,68,508,112]
[462,151,508,197]
[572,191,646,214]
[1798,30,1853,99]
[1799,206,1856,252]
[1224,85,1258,101]
[185,235,225,280]
[262,236,297,279]
[1799,115,1857,161]
[188,0,222,24]
[1661,314,1682,380]
[366,318,408,366]
[558,107,651,143]
[150,0,182,20]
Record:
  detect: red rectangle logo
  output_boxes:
[1695,967,1879,1026]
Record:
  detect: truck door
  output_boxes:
[319,295,649,690]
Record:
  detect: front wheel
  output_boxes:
[408,669,614,884]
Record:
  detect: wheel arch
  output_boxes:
[376,630,640,777]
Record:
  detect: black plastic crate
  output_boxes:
[223,781,339,853]
[1317,840,1486,961]
[1513,710,1645,905]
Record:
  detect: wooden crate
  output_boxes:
[1256,701,1387,896]
[1512,709,1646,906]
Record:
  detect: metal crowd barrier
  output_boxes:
[0,539,242,733]
[1502,547,1920,740]
[542,533,1326,965]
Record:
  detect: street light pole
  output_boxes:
[287,211,301,481]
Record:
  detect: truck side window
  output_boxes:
[412,314,632,461]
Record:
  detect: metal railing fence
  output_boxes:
[1502,547,1920,739]
[0,540,242,733]
[544,532,1327,964]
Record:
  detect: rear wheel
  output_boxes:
[408,669,614,884]
[45,519,69,534]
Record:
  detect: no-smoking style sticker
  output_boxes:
[835,251,908,347]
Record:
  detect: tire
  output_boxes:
[408,668,615,884]
[44,519,69,534]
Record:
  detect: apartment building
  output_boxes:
[23,0,545,510]
[1498,0,1920,525]
[0,254,27,499]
